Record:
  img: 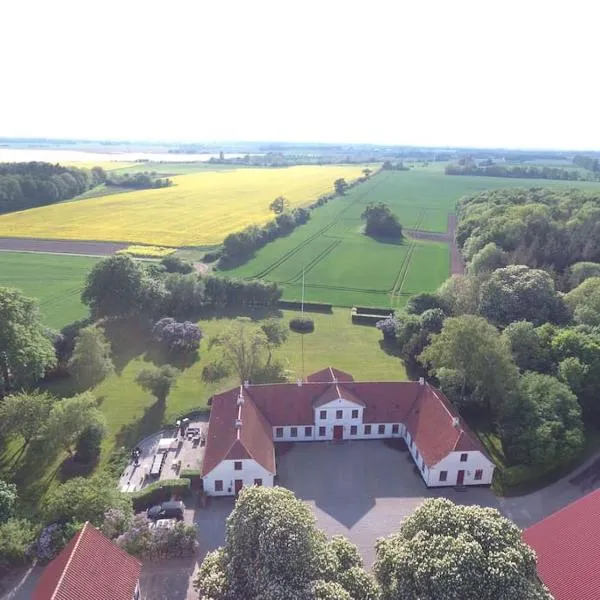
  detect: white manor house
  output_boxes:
[201,367,495,496]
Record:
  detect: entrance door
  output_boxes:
[456,470,465,485]
[234,479,243,495]
[333,425,343,440]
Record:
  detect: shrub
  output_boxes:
[289,317,315,333]
[129,479,191,512]
[161,255,194,274]
[202,250,222,263]
[0,519,38,569]
[152,317,203,354]
[376,316,398,340]
[202,359,231,382]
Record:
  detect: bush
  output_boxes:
[0,519,38,570]
[106,446,131,478]
[75,422,106,463]
[202,359,231,382]
[376,316,398,340]
[202,250,222,263]
[152,317,203,354]
[129,479,191,512]
[161,256,194,274]
[289,317,315,333]
[277,300,333,313]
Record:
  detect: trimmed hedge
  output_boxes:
[351,313,383,326]
[278,300,332,313]
[179,469,201,478]
[289,317,315,333]
[129,478,191,512]
[353,306,393,316]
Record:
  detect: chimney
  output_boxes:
[452,417,460,428]
[419,377,425,386]
[243,380,250,389]
[235,419,242,429]
[296,379,303,387]
[237,395,245,406]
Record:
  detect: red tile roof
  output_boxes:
[306,367,354,382]
[523,489,600,600]
[32,522,141,600]
[203,368,490,475]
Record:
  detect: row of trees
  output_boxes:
[456,187,600,272]
[104,171,172,189]
[0,161,105,213]
[446,161,595,181]
[573,154,600,173]
[195,486,550,600]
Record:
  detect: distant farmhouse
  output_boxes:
[201,367,494,496]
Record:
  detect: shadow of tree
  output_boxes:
[102,317,151,374]
[58,454,99,482]
[144,346,199,371]
[115,399,167,449]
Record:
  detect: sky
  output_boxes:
[1,0,599,150]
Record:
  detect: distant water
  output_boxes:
[0,148,251,164]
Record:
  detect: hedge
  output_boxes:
[351,313,383,326]
[129,478,191,512]
[278,300,333,313]
[353,306,393,317]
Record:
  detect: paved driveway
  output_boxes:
[276,440,498,565]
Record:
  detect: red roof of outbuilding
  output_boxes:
[32,522,141,600]
[203,368,490,476]
[523,489,600,600]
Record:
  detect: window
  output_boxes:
[320,410,326,419]
[254,478,263,486]
[364,425,371,435]
[276,427,283,438]
[234,461,242,471]
[474,469,483,481]
[350,425,357,435]
[305,426,312,437]
[291,427,298,438]
[378,424,385,434]
[460,453,468,462]
[411,439,414,448]
[421,459,425,471]
[319,426,326,437]
[336,410,343,419]
[215,480,223,491]
[392,424,399,434]
[415,449,419,460]
[439,471,447,482]
[351,409,359,418]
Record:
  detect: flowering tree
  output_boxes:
[152,317,203,354]
[376,316,398,341]
[373,498,552,600]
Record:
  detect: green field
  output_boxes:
[222,168,600,308]
[0,252,99,328]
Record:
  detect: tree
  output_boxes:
[68,326,114,388]
[565,276,600,326]
[160,255,194,274]
[269,196,290,214]
[0,391,54,448]
[479,265,562,327]
[194,486,375,600]
[502,321,545,372]
[405,292,448,315]
[362,168,372,177]
[152,317,203,354]
[0,287,56,397]
[436,274,481,316]
[567,261,600,289]
[420,315,519,415]
[135,365,178,403]
[75,422,106,463]
[468,242,508,275]
[361,202,403,239]
[334,178,348,195]
[45,392,106,455]
[209,319,268,382]
[500,372,584,467]
[43,473,132,526]
[0,518,37,568]
[0,480,17,523]
[81,255,149,318]
[374,498,552,600]
[260,319,288,366]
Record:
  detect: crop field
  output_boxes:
[224,168,600,308]
[0,165,368,247]
[0,252,99,328]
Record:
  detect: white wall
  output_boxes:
[425,451,495,487]
[203,458,274,496]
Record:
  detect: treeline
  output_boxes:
[0,162,105,213]
[573,154,600,173]
[456,187,600,272]
[445,162,595,181]
[105,171,172,189]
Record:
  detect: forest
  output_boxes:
[445,162,596,181]
[0,162,105,213]
[377,186,600,490]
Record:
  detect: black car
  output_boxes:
[146,500,184,521]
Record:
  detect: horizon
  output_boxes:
[1,0,598,150]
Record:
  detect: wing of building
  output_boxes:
[32,522,142,600]
[523,489,600,600]
[202,367,494,495]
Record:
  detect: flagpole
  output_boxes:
[301,267,305,379]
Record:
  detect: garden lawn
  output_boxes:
[0,252,99,329]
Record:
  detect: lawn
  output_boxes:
[0,165,368,247]
[0,252,99,328]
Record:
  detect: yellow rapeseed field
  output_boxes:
[0,165,367,246]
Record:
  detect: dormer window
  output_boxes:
[351,409,358,418]
[320,410,326,419]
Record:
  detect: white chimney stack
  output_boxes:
[452,417,460,428]
[237,395,245,406]
[235,419,242,429]
[419,377,425,386]
[243,380,250,389]
[296,379,303,387]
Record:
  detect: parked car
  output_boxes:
[146,501,184,521]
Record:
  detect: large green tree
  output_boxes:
[0,391,54,448]
[374,498,552,600]
[501,372,584,466]
[68,325,114,388]
[135,365,178,403]
[565,276,600,326]
[468,242,508,275]
[0,287,56,397]
[420,315,519,415]
[194,486,377,600]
